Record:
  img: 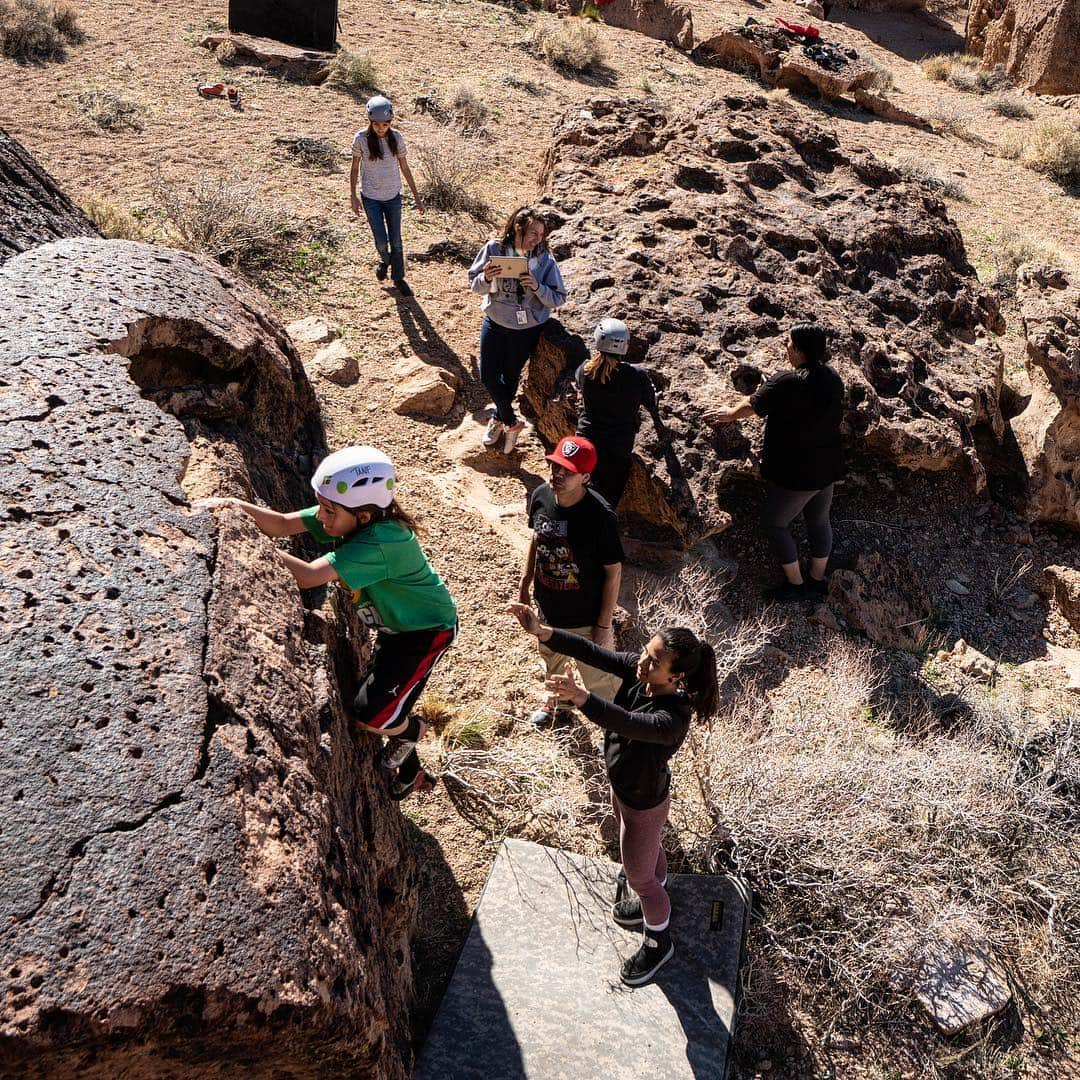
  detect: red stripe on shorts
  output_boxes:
[367,626,456,731]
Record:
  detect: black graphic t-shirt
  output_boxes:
[527,484,624,628]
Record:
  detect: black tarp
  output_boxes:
[228,0,338,51]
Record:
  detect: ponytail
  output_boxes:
[658,627,719,722]
[352,497,422,535]
[583,351,619,385]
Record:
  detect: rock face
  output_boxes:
[0,239,417,1076]
[199,32,334,83]
[0,129,96,264]
[525,95,1004,547]
[966,0,1080,96]
[542,0,693,49]
[826,552,931,652]
[1013,265,1080,531]
[1043,565,1080,635]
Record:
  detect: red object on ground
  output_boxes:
[197,82,227,98]
[775,17,820,37]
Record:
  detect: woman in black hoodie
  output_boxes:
[507,602,718,987]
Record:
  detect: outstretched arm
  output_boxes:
[194,497,308,538]
[704,401,755,424]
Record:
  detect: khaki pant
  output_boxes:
[538,625,622,708]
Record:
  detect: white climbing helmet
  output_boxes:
[311,446,397,509]
[366,95,394,122]
[593,317,630,356]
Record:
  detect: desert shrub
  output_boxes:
[500,72,547,96]
[531,19,606,76]
[0,0,84,61]
[451,84,489,135]
[413,133,494,222]
[325,49,379,96]
[998,128,1025,159]
[892,153,967,200]
[922,52,1008,94]
[73,90,144,133]
[1022,121,1080,187]
[674,639,1080,1071]
[865,58,895,93]
[151,173,342,288]
[921,54,954,81]
[988,93,1033,119]
[83,197,155,242]
[988,228,1062,295]
[272,136,342,173]
[932,104,980,142]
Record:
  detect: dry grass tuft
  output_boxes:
[530,19,607,76]
[987,228,1062,295]
[932,104,981,143]
[922,52,1008,94]
[413,132,495,222]
[325,49,379,97]
[72,89,144,133]
[82,196,154,242]
[865,58,895,93]
[151,173,343,289]
[0,0,84,61]
[987,93,1033,120]
[1022,121,1080,188]
[272,135,343,173]
[673,639,1080,1070]
[892,152,967,200]
[450,84,490,136]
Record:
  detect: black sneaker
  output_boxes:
[612,896,643,929]
[395,279,413,296]
[528,708,572,728]
[375,262,389,281]
[763,580,807,604]
[620,926,674,987]
[378,736,416,771]
[806,575,828,597]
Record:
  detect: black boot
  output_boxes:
[612,868,643,928]
[621,925,674,986]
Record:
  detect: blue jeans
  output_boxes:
[479,316,543,425]
[361,193,405,281]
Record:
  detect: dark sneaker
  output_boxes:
[615,867,628,903]
[376,262,389,281]
[612,896,643,929]
[763,580,808,604]
[620,927,674,987]
[395,279,414,296]
[806,575,828,597]
[528,708,571,728]
[378,736,416,772]
[390,769,437,801]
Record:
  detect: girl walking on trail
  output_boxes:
[350,95,424,297]
[706,323,845,603]
[506,603,719,987]
[468,206,567,454]
[198,446,457,801]
[575,317,662,509]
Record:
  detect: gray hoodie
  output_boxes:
[468,239,567,331]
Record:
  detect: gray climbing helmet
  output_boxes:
[593,318,630,356]
[366,95,394,122]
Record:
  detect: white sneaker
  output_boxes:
[482,417,506,448]
[502,422,525,453]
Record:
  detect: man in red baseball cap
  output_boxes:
[519,436,624,726]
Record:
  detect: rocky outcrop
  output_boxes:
[966,0,1080,96]
[542,0,693,50]
[198,32,334,83]
[0,238,417,1076]
[525,96,1003,547]
[694,23,882,101]
[1043,565,1080,635]
[0,129,96,264]
[826,552,931,652]
[1013,265,1080,531]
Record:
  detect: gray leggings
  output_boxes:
[764,482,834,565]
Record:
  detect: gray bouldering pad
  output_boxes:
[416,838,750,1080]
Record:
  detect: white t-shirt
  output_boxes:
[352,129,407,201]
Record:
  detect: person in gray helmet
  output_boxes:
[575,318,661,508]
[350,95,423,297]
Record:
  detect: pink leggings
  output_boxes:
[612,789,671,927]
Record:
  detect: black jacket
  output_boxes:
[546,629,692,810]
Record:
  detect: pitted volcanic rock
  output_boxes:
[1013,265,1080,531]
[541,0,693,50]
[967,0,1080,96]
[522,95,1004,547]
[0,129,97,263]
[0,238,416,1077]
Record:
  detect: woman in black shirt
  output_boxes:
[507,601,719,987]
[708,324,844,602]
[575,317,661,509]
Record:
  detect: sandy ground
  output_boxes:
[3,0,1079,1076]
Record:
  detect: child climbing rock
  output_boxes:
[507,602,719,987]
[197,446,457,800]
[350,95,423,297]
[575,317,661,509]
[468,206,566,453]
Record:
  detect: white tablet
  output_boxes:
[487,255,530,279]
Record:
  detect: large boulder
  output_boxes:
[524,95,1004,547]
[0,129,96,264]
[542,0,693,50]
[1012,265,1080,531]
[0,238,417,1076]
[966,0,1080,96]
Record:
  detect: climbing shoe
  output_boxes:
[379,736,417,772]
[390,769,438,801]
[763,580,807,604]
[482,417,506,448]
[620,926,674,987]
[806,575,828,598]
[612,895,644,930]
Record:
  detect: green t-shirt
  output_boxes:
[301,508,457,634]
